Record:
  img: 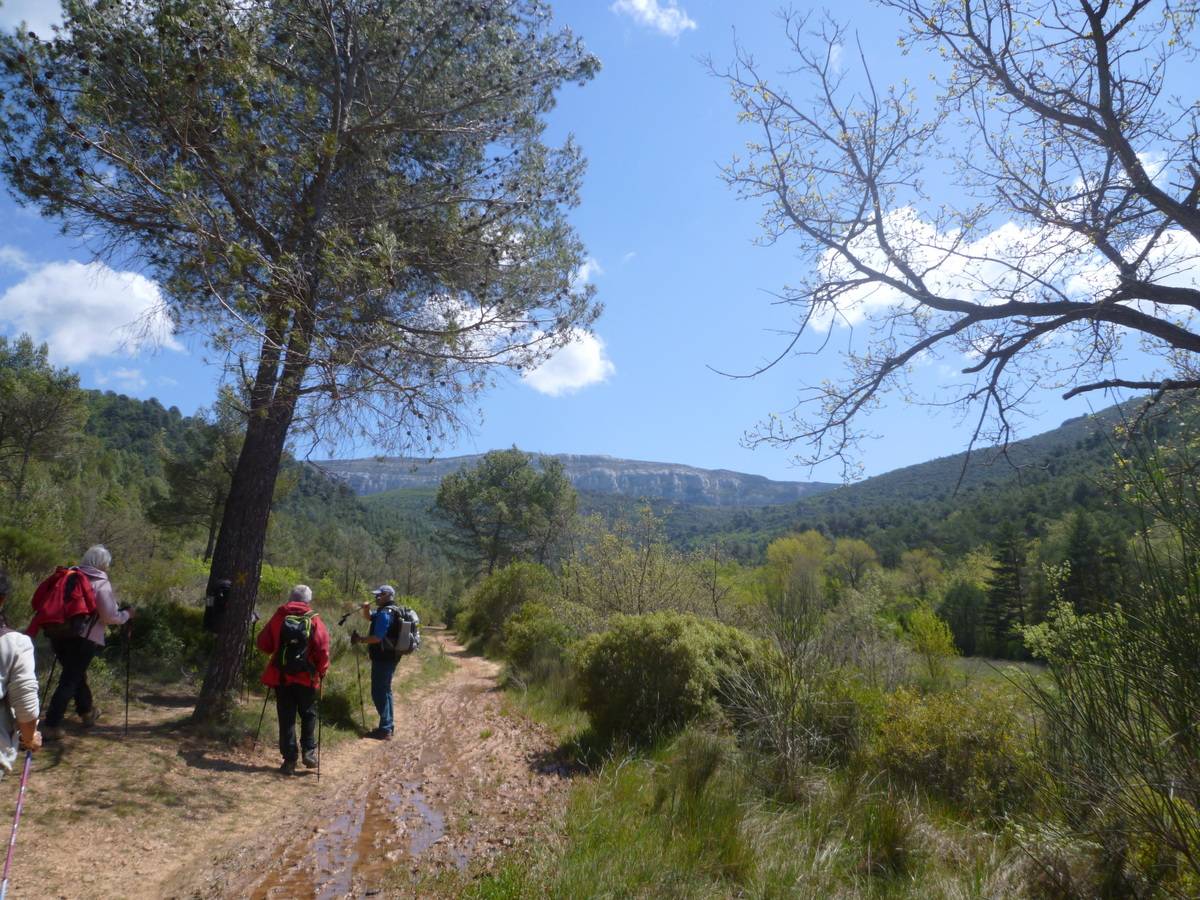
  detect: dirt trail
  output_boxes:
[3,632,569,899]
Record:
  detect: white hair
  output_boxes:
[290,584,313,605]
[81,544,112,571]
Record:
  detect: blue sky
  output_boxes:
[0,0,1168,482]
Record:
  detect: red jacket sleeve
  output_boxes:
[257,610,281,656]
[310,616,331,680]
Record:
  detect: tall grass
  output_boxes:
[460,724,1050,899]
[1019,426,1200,896]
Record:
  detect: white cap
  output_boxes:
[372,585,396,597]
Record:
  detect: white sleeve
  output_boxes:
[1,634,39,724]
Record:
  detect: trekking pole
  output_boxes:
[316,685,323,784]
[123,620,132,738]
[253,687,271,749]
[354,649,366,733]
[0,750,33,900]
[38,656,57,709]
[242,614,261,704]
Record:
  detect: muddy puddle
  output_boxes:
[250,778,465,898]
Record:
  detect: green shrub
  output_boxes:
[257,563,306,607]
[502,599,599,687]
[459,561,557,649]
[726,658,884,796]
[126,601,210,679]
[502,602,570,676]
[0,526,62,576]
[319,671,362,731]
[904,605,957,687]
[872,685,1038,818]
[575,611,756,744]
[395,593,436,627]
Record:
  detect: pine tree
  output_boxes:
[1,0,599,723]
[985,522,1028,657]
[1063,511,1123,614]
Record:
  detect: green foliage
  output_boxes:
[938,579,987,657]
[984,521,1030,658]
[904,606,957,686]
[459,561,557,650]
[257,564,307,609]
[501,601,575,684]
[562,508,711,617]
[575,611,756,744]
[435,449,579,577]
[147,393,242,560]
[852,788,919,880]
[1020,422,1200,897]
[0,334,87,510]
[872,686,1038,819]
[125,602,210,680]
[828,537,878,590]
[0,525,62,576]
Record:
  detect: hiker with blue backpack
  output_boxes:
[351,585,419,741]
[256,584,330,776]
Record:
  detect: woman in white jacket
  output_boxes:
[0,568,41,773]
[42,545,133,741]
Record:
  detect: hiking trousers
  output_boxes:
[275,683,318,763]
[45,636,98,727]
[370,658,398,734]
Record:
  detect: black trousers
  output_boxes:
[275,683,317,762]
[45,636,97,727]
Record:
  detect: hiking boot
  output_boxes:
[365,728,393,741]
[302,750,318,769]
[80,708,101,728]
[279,759,297,776]
[42,725,65,742]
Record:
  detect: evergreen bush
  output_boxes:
[575,611,756,744]
[872,685,1038,818]
[459,561,557,649]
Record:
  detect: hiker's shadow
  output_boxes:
[179,748,279,775]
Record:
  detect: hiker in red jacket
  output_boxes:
[256,585,330,776]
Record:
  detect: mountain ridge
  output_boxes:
[314,452,838,508]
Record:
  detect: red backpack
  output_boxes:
[27,567,98,640]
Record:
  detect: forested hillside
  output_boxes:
[660,402,1145,561]
[361,400,1144,566]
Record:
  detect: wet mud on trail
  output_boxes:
[174,633,571,899]
[3,631,570,899]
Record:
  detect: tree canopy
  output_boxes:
[716,1,1200,472]
[0,0,600,721]
[434,447,578,575]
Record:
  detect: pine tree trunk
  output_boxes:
[192,399,295,724]
[202,497,221,563]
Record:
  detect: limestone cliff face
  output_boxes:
[315,453,834,508]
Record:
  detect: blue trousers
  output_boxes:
[370,658,398,733]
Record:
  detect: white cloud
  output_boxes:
[573,256,603,286]
[523,330,615,396]
[95,367,148,393]
[0,259,181,365]
[829,43,845,72]
[0,0,62,37]
[0,245,32,273]
[621,251,638,265]
[814,206,1200,333]
[611,0,696,37]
